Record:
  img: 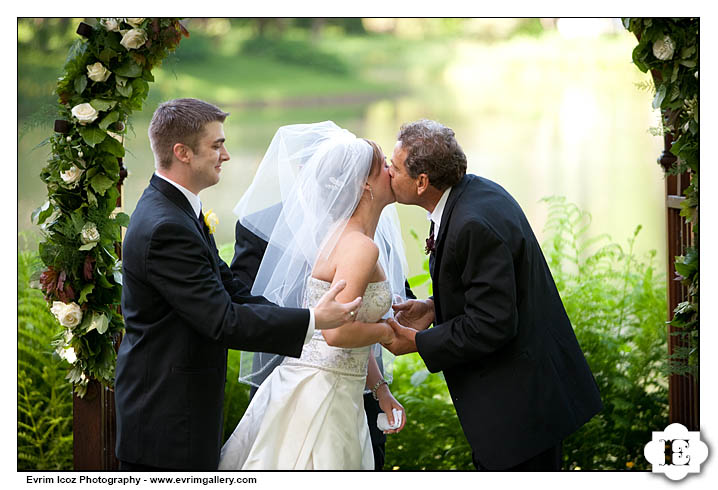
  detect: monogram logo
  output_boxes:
[644,423,709,481]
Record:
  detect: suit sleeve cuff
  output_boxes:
[305,308,316,344]
[415,329,442,373]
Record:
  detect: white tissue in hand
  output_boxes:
[377,408,402,431]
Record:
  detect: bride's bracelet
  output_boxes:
[371,379,388,400]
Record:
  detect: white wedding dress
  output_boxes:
[218,277,392,470]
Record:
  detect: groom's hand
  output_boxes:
[314,280,362,330]
[382,318,418,355]
[392,299,434,331]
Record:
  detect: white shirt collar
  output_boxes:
[428,186,453,238]
[155,171,202,219]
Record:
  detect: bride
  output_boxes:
[219,121,408,470]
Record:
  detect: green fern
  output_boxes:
[17,249,73,470]
[540,197,668,470]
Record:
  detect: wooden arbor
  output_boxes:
[36,18,186,471]
[72,161,127,471]
[69,21,698,469]
[659,129,698,431]
[626,19,699,432]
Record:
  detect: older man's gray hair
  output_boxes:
[397,119,467,191]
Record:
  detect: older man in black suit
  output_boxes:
[115,99,361,471]
[384,119,602,471]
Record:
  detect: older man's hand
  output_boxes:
[392,298,434,331]
[382,318,419,356]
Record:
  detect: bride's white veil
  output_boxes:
[233,121,407,388]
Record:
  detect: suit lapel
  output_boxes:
[149,175,220,272]
[434,174,472,258]
[150,174,207,240]
[430,174,472,320]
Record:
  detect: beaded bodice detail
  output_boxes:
[281,277,392,377]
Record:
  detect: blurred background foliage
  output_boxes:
[18,17,667,305]
[19,17,669,470]
[18,17,548,121]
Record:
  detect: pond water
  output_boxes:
[17,31,666,297]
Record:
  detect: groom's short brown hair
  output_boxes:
[149,98,230,169]
[397,119,466,191]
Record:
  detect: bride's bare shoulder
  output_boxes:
[334,230,378,264]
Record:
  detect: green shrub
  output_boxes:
[17,249,73,470]
[542,197,668,470]
[385,354,473,470]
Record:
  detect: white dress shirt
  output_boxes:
[153,172,315,343]
[428,186,453,239]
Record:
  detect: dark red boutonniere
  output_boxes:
[425,234,435,255]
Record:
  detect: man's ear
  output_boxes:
[416,173,431,196]
[172,142,192,164]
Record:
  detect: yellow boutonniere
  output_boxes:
[203,209,219,235]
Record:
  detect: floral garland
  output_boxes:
[33,18,188,397]
[623,18,698,379]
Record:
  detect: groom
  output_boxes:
[115,98,361,471]
[384,119,602,471]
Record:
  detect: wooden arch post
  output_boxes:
[44,18,188,470]
[629,22,699,432]
[658,127,698,431]
[72,160,127,471]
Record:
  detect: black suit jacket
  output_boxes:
[415,174,602,470]
[115,175,309,470]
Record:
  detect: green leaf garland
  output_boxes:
[36,18,188,397]
[623,18,699,382]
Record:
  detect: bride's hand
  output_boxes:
[379,322,396,346]
[376,386,406,434]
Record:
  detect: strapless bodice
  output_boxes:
[281,277,392,377]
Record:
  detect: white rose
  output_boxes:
[120,28,148,50]
[652,35,675,61]
[60,165,83,186]
[50,301,65,319]
[101,18,121,32]
[59,346,78,364]
[80,222,101,246]
[125,18,146,28]
[51,301,83,328]
[71,103,99,125]
[86,62,111,83]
